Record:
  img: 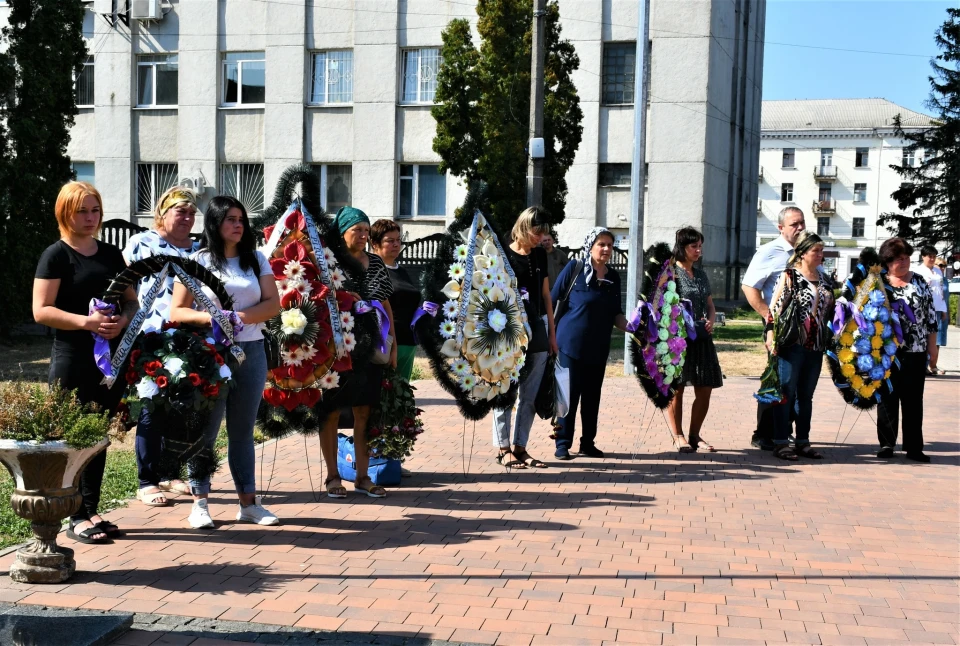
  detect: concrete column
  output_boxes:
[94,15,134,222]
[178,0,218,214]
[264,0,306,197]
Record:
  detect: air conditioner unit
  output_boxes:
[179,176,206,195]
[129,0,162,20]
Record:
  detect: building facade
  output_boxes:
[759,98,936,280]
[6,0,764,300]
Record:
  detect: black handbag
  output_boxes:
[534,354,557,421]
[775,269,807,349]
[552,260,583,325]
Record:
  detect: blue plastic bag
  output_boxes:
[336,433,402,486]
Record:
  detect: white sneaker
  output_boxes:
[188,499,215,529]
[236,502,279,526]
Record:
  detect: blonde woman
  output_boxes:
[122,187,201,507]
[492,207,558,469]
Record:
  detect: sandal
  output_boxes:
[689,435,716,453]
[324,476,347,499]
[773,445,798,461]
[67,520,110,544]
[672,434,694,454]
[159,479,191,496]
[496,451,525,469]
[93,518,123,537]
[514,450,548,468]
[354,477,387,498]
[137,487,170,507]
[795,445,823,460]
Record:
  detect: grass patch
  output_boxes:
[0,336,52,384]
[712,322,764,343]
[0,449,138,550]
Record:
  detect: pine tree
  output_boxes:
[879,8,959,256]
[432,0,583,233]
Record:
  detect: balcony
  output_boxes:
[813,165,838,181]
[812,198,836,214]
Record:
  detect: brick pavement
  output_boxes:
[1,375,958,645]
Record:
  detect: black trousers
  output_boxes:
[48,340,125,523]
[877,351,926,454]
[554,352,606,452]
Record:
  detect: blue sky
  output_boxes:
[762,0,957,115]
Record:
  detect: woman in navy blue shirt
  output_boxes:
[550,228,629,460]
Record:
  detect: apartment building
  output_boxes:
[759,98,936,280]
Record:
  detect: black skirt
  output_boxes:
[680,333,723,388]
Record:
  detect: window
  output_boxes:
[818,182,832,202]
[311,164,352,212]
[598,163,631,187]
[902,148,916,167]
[853,183,867,203]
[398,164,445,217]
[817,216,830,236]
[310,51,353,104]
[221,163,265,214]
[820,148,833,166]
[72,162,95,185]
[781,148,795,168]
[137,54,178,107]
[222,52,265,106]
[401,48,440,104]
[76,55,94,107]
[602,42,636,105]
[781,183,793,202]
[136,163,178,214]
[852,217,865,238]
[855,147,869,167]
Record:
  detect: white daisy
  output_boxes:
[443,300,459,319]
[487,255,500,270]
[516,354,526,370]
[494,347,508,363]
[483,271,496,285]
[301,345,318,362]
[460,374,476,391]
[439,320,456,339]
[340,311,355,330]
[323,247,336,266]
[320,372,340,389]
[454,244,469,260]
[283,346,306,366]
[480,285,493,298]
[342,332,356,351]
[448,263,467,281]
[509,368,520,382]
[284,260,305,280]
[294,280,313,298]
[330,267,345,289]
[451,359,470,377]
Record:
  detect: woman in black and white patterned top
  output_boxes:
[766,231,834,461]
[317,207,395,500]
[877,237,937,462]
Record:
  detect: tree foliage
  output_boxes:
[0,0,87,334]
[879,8,960,256]
[432,0,583,234]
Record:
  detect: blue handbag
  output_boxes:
[336,433,402,486]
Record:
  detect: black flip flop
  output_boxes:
[67,522,110,544]
[795,445,823,460]
[496,453,525,469]
[773,445,798,462]
[515,452,548,468]
[96,520,124,537]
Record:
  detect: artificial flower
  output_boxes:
[156,376,169,389]
[440,338,459,358]
[320,372,340,389]
[667,281,677,292]
[440,320,456,339]
[284,259,305,279]
[460,374,476,391]
[655,341,669,355]
[871,350,882,362]
[838,348,855,364]
[868,290,886,305]
[839,333,855,347]
[869,366,886,381]
[454,244,469,260]
[856,355,874,371]
[281,308,308,336]
[854,338,873,354]
[487,255,500,270]
[163,357,185,378]
[448,263,467,281]
[877,308,890,323]
[330,267,346,289]
[473,255,490,270]
[283,346,307,366]
[136,378,159,399]
[883,342,897,356]
[443,300,459,318]
[850,375,864,390]
[481,239,499,257]
[343,332,356,351]
[841,363,856,377]
[658,328,669,341]
[340,311,355,330]
[451,359,470,377]
[218,364,232,380]
[323,247,336,266]
[881,324,892,339]
[863,305,880,321]
[442,280,461,299]
[870,336,883,349]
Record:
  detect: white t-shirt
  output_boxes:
[191,249,272,343]
[742,236,793,305]
[914,263,947,313]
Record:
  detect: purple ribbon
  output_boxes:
[519,288,529,301]
[89,299,116,379]
[680,299,697,341]
[410,301,440,344]
[832,301,851,333]
[355,300,391,354]
[892,298,915,324]
[853,309,871,336]
[625,304,643,334]
[211,310,243,346]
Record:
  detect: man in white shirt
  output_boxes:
[741,206,806,449]
[914,245,948,375]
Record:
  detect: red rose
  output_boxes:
[125,370,139,385]
[155,376,169,388]
[144,361,163,376]
[188,372,202,386]
[130,349,141,363]
[203,383,220,398]
[214,353,224,366]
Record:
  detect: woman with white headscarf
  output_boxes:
[549,227,630,460]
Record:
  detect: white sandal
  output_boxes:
[159,479,191,496]
[137,487,170,507]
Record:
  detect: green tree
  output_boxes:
[432,0,583,233]
[879,8,959,256]
[0,0,87,334]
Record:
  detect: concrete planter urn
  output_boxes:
[0,438,109,583]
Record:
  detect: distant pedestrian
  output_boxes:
[741,206,806,450]
[913,245,947,375]
[877,238,937,462]
[541,231,569,291]
[766,231,833,461]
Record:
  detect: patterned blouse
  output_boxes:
[889,273,937,353]
[358,252,394,302]
[771,267,835,351]
[675,264,711,320]
[122,230,200,334]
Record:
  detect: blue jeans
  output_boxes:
[774,345,822,447]
[492,351,548,448]
[188,340,267,495]
[936,315,948,348]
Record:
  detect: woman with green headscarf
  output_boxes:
[318,206,396,499]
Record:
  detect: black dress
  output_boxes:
[675,265,723,388]
[35,239,128,523]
